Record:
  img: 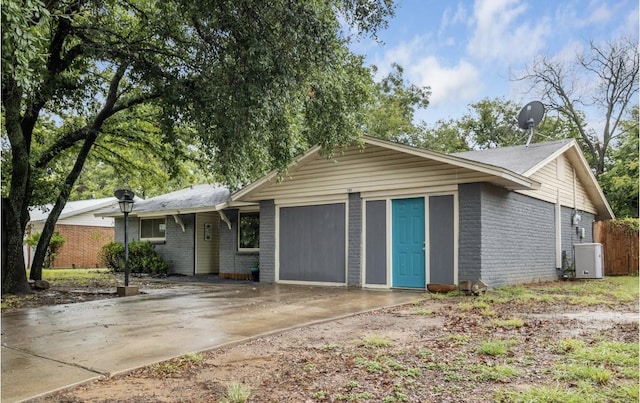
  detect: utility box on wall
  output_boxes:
[573,243,604,279]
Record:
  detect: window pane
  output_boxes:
[141,218,165,239]
[239,212,259,249]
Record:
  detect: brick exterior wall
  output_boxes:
[347,193,362,286]
[259,200,276,283]
[458,184,482,283]
[219,209,259,277]
[158,214,195,275]
[50,224,114,268]
[479,183,557,287]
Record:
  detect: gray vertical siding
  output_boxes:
[458,183,482,283]
[347,193,362,286]
[279,204,346,282]
[259,200,276,283]
[479,184,556,287]
[219,209,259,275]
[429,195,455,284]
[365,200,387,285]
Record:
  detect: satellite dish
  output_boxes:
[517,101,545,147]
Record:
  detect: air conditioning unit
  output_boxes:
[573,243,604,279]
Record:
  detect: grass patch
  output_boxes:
[413,309,433,315]
[487,318,524,328]
[321,343,342,351]
[220,382,251,403]
[569,340,639,367]
[554,363,613,385]
[445,334,470,346]
[40,268,117,286]
[477,340,515,356]
[362,334,392,348]
[555,338,586,354]
[354,357,384,373]
[470,364,519,382]
[479,277,638,307]
[494,383,591,403]
[152,353,203,375]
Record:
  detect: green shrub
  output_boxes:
[99,242,125,271]
[99,241,168,275]
[24,231,66,268]
[128,241,169,275]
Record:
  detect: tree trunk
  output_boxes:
[31,133,99,280]
[2,198,32,295]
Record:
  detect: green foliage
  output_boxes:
[470,364,519,382]
[364,64,431,142]
[128,241,169,275]
[554,363,613,385]
[599,107,639,218]
[99,241,168,275]
[24,231,65,268]
[477,340,514,356]
[1,0,395,294]
[220,383,252,403]
[99,242,125,272]
[41,269,116,287]
[152,353,203,375]
[417,119,470,153]
[362,334,393,348]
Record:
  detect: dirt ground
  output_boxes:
[21,279,638,403]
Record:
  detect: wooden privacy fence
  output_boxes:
[594,220,639,276]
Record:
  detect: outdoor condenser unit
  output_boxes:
[573,243,604,279]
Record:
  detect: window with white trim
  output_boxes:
[140,218,166,240]
[238,212,259,251]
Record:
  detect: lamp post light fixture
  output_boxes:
[114,188,137,296]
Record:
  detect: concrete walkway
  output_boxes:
[1,283,422,402]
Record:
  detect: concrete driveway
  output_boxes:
[1,283,421,402]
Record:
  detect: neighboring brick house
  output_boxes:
[26,198,118,269]
[102,137,614,289]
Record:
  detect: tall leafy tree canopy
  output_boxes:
[1,0,395,294]
[599,107,639,218]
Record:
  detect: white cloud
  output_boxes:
[370,35,432,79]
[466,0,551,63]
[408,57,482,108]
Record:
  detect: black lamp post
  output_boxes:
[114,189,135,287]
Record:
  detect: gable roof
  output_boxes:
[231,136,541,202]
[453,139,572,175]
[232,136,612,219]
[29,197,118,223]
[455,139,613,219]
[95,184,231,218]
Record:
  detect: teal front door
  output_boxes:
[392,197,425,288]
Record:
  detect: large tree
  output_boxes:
[1,0,395,294]
[364,63,430,142]
[515,37,639,176]
[598,107,639,218]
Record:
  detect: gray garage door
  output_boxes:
[279,204,346,282]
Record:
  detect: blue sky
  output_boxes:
[350,0,639,127]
